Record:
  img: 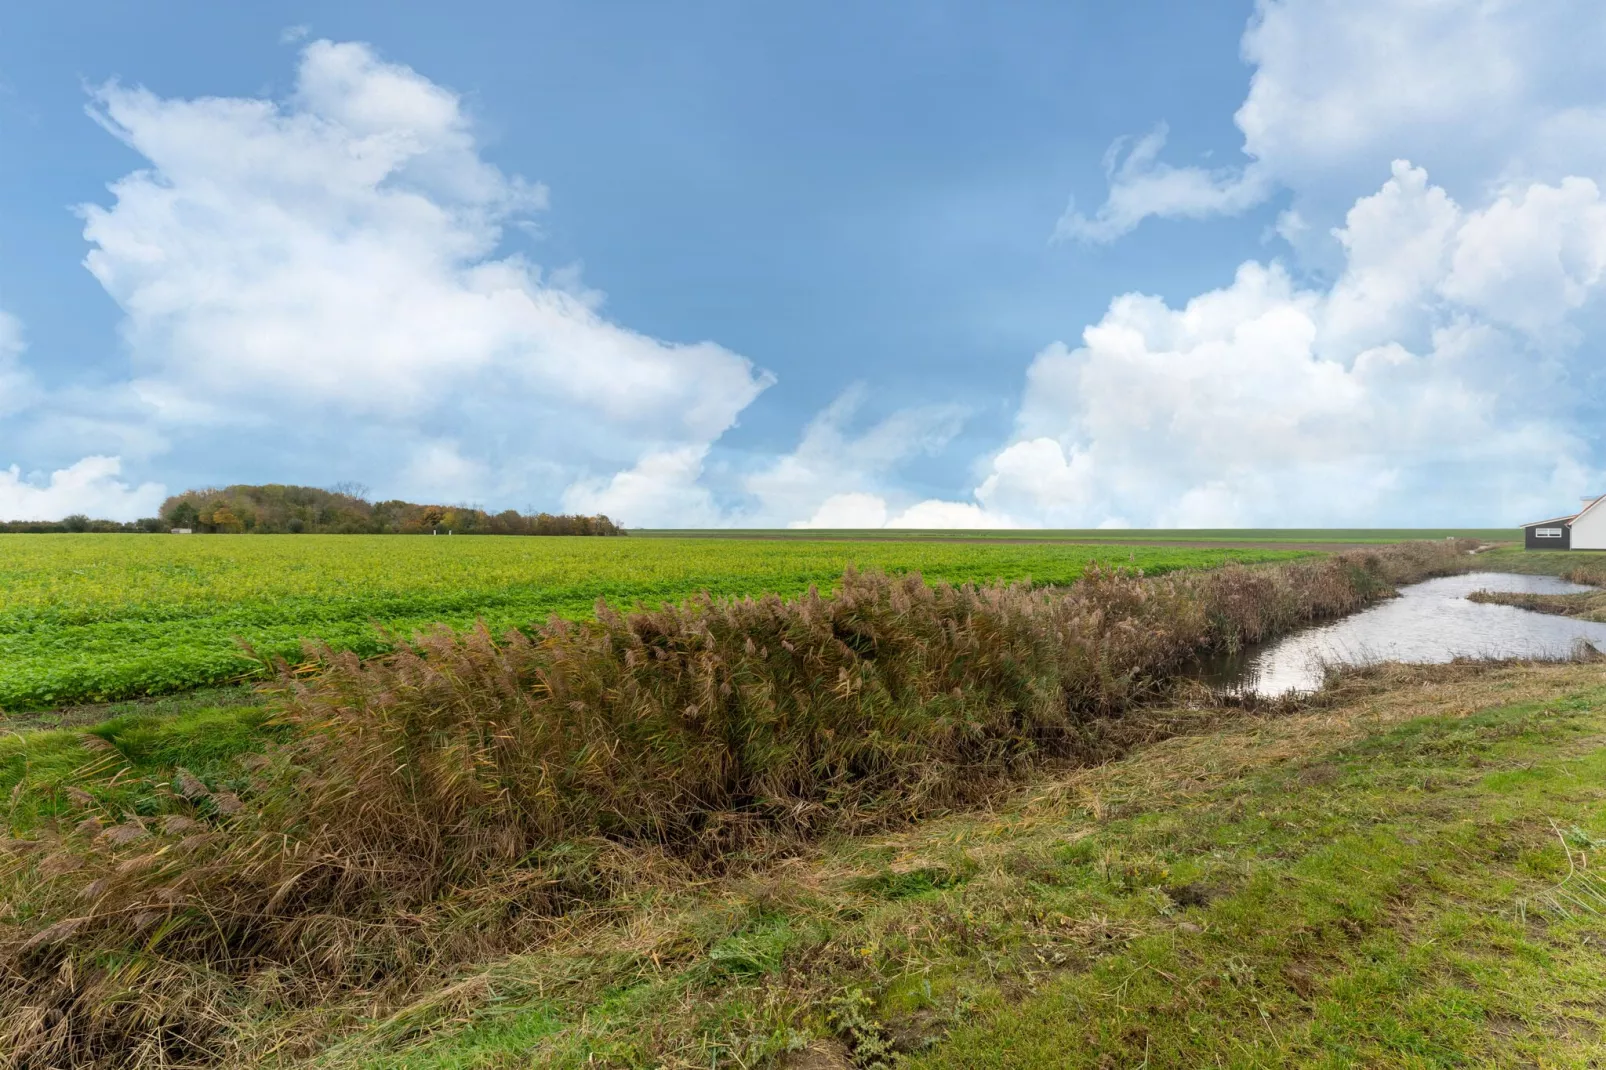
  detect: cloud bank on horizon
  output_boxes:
[1,0,1603,527]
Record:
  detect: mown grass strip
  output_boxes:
[319,663,1606,1069]
[915,695,1606,1068]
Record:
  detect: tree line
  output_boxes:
[0,484,627,535]
[0,516,168,534]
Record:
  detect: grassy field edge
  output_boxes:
[0,536,1316,712]
[1,543,1476,1068]
[317,659,1606,1069]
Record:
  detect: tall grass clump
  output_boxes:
[1564,558,1606,587]
[0,541,1473,1068]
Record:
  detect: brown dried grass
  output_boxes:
[0,541,1473,1068]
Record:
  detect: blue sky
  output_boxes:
[1,1,1603,526]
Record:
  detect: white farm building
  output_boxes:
[1523,495,1606,550]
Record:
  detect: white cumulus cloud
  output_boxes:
[965,0,1606,527]
[569,387,979,529]
[562,445,726,528]
[77,39,772,519]
[794,492,893,529]
[1055,124,1271,244]
[1062,0,1606,242]
[885,499,1010,529]
[789,492,1015,530]
[0,308,169,522]
[978,163,1606,526]
[13,11,1603,531]
[0,456,165,522]
[745,387,967,527]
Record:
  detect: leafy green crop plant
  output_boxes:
[0,540,1474,1068]
[0,534,1316,710]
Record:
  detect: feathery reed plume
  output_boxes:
[0,541,1474,1068]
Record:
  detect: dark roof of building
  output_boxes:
[1521,514,1578,528]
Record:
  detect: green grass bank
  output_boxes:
[1,541,1479,1068]
[319,659,1606,1069]
[0,534,1314,711]
[9,659,1605,1066]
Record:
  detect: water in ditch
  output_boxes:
[1201,571,1606,697]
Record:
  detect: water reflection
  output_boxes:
[1203,572,1606,697]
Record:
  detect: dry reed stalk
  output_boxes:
[0,540,1474,1069]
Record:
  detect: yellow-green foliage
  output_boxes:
[0,541,1472,1068]
[0,534,1314,710]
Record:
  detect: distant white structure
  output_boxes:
[1577,496,1606,550]
[170,528,193,535]
[1522,495,1606,550]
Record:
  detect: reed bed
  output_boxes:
[1466,556,1606,620]
[1565,559,1606,585]
[0,541,1472,1068]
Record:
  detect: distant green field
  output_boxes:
[636,528,1514,544]
[0,534,1315,711]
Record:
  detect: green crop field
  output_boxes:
[637,527,1514,544]
[0,534,1317,711]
